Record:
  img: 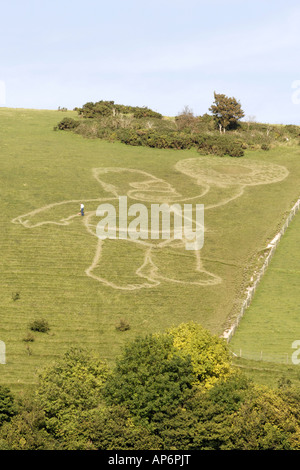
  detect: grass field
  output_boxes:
[229,209,300,364]
[0,107,299,392]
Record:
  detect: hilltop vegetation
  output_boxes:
[74,100,163,120]
[57,95,300,157]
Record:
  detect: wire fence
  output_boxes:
[230,348,292,365]
[222,197,300,343]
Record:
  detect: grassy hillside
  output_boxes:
[0,107,299,392]
[232,357,300,389]
[230,209,300,364]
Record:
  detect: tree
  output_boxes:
[62,405,162,450]
[103,334,195,430]
[36,348,108,439]
[209,92,245,133]
[0,396,58,450]
[245,114,256,130]
[167,322,232,389]
[159,371,253,450]
[0,386,17,426]
[175,105,196,131]
[230,385,300,449]
[158,373,300,450]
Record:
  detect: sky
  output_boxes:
[0,0,300,124]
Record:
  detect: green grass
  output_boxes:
[229,209,300,365]
[0,107,299,392]
[232,357,300,389]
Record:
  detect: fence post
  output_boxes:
[222,197,300,343]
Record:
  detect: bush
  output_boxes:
[132,107,162,119]
[284,125,300,137]
[115,319,130,332]
[23,332,35,342]
[261,143,270,151]
[59,118,245,156]
[11,292,20,301]
[57,118,80,130]
[28,319,50,333]
[76,101,162,120]
[195,135,244,157]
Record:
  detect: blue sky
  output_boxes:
[1,0,300,124]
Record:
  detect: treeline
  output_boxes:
[74,100,163,120]
[56,114,245,157]
[58,119,245,157]
[55,96,300,157]
[1,322,300,450]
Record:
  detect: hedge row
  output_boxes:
[115,129,245,156]
[57,117,245,157]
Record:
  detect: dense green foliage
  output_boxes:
[167,323,232,388]
[103,333,195,431]
[36,348,108,439]
[56,117,80,130]
[0,386,17,426]
[74,100,163,120]
[57,96,300,157]
[2,323,300,450]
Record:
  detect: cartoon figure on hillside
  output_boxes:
[12,158,289,291]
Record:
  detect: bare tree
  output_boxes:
[246,115,256,130]
[176,105,196,131]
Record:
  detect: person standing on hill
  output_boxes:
[80,203,84,216]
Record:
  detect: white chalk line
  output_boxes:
[11,159,289,291]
